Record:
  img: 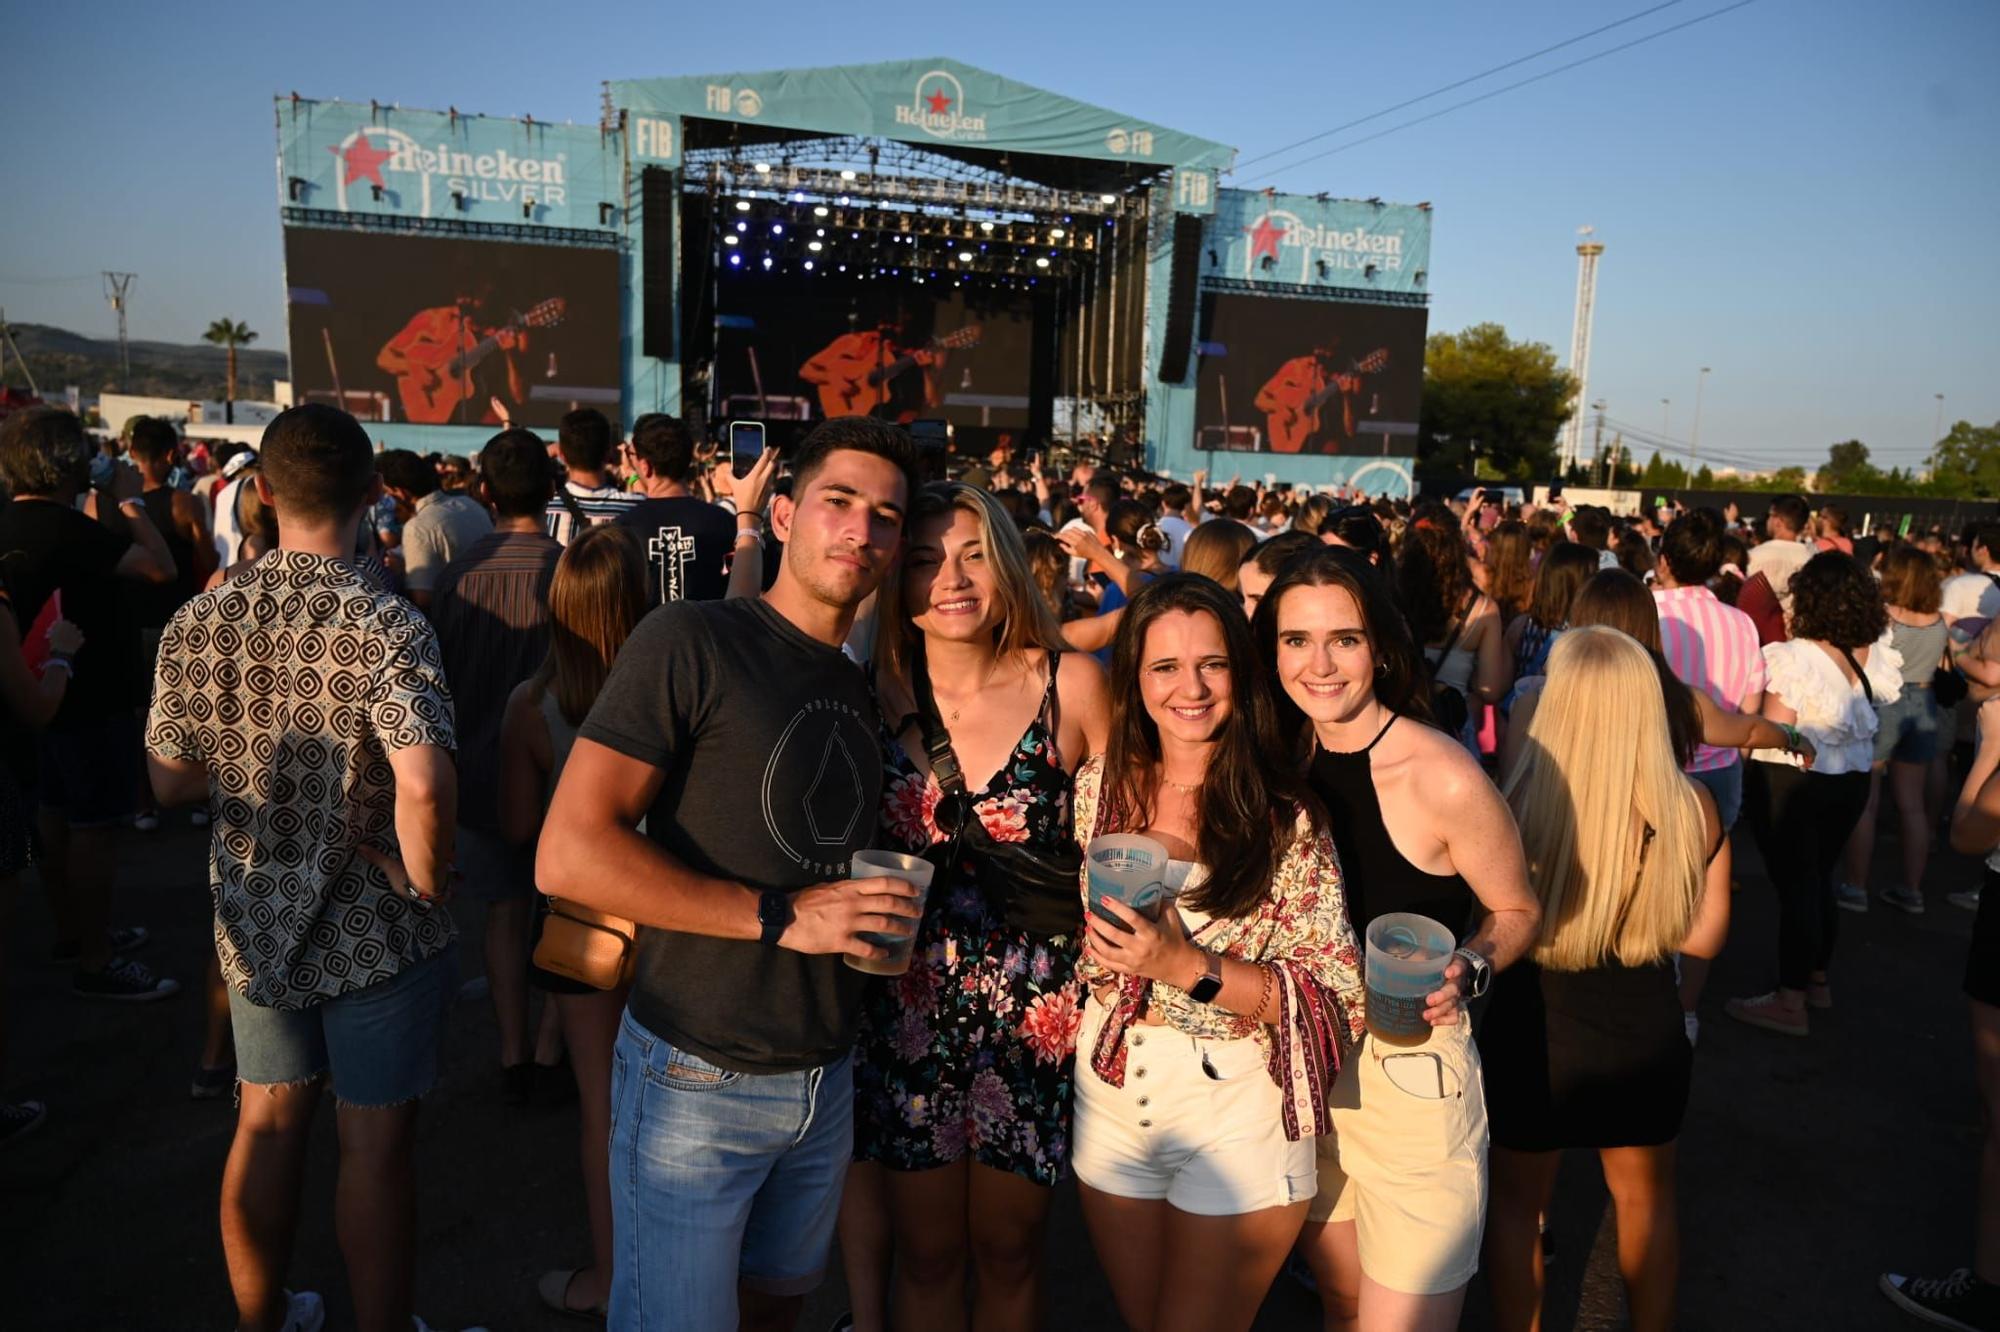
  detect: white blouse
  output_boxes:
[1750,633,1902,775]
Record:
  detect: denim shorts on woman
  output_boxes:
[227,942,457,1106]
[1873,687,1940,765]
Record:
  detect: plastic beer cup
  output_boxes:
[1086,834,1171,932]
[1364,912,1455,1045]
[843,850,934,976]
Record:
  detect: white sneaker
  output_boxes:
[281,1290,326,1332]
[1948,886,1982,912]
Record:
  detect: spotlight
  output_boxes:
[724,235,739,246]
[598,201,616,225]
[1316,260,1329,278]
[735,200,752,212]
[840,169,857,181]
[736,221,748,232]
[1364,262,1378,278]
[451,190,467,211]
[1035,257,1050,269]
[762,257,773,270]
[980,221,994,232]
[1260,255,1276,271]
[287,176,308,201]
[753,162,771,174]
[772,223,784,235]
[837,195,850,205]
[957,251,973,261]
[1414,270,1427,284]
[804,260,815,271]
[729,253,742,266]
[816,228,825,237]
[522,201,534,219]
[371,184,385,202]
[839,264,848,272]
[792,191,807,202]
[1100,193,1116,204]
[1207,248,1218,266]
[1050,228,1066,240]
[814,205,829,217]
[809,241,823,252]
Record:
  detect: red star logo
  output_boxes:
[330,133,394,189]
[925,88,954,116]
[1245,215,1287,264]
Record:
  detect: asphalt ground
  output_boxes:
[3,808,1984,1331]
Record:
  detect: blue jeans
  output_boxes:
[607,1009,852,1332]
[1689,759,1744,830]
[226,942,458,1106]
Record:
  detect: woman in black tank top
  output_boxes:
[1252,547,1541,1329]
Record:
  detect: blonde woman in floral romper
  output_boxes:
[844,482,1109,1332]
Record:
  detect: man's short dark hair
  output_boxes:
[1660,508,1725,585]
[375,448,439,500]
[1160,483,1191,510]
[478,429,554,519]
[630,413,694,484]
[789,417,918,517]
[558,408,614,473]
[259,404,377,522]
[0,406,89,497]
[1971,524,2000,561]
[1569,505,1610,550]
[125,416,179,466]
[1085,473,1122,509]
[1223,485,1257,520]
[1768,495,1809,535]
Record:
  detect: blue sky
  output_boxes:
[4,0,1994,469]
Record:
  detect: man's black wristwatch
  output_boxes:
[1187,951,1224,1004]
[1453,947,1492,999]
[757,890,793,947]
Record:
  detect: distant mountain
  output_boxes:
[0,323,289,402]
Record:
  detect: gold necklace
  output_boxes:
[1161,773,1203,794]
[935,660,1003,724]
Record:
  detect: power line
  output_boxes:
[1232,0,1687,174]
[1251,0,1760,184]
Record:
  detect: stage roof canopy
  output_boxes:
[610,57,1237,187]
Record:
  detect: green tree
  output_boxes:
[1924,420,2000,498]
[202,318,258,423]
[1692,465,1715,489]
[1815,439,1887,494]
[1418,322,1576,483]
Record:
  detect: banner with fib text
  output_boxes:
[612,58,1236,177]
[1206,189,1431,299]
[275,98,623,233]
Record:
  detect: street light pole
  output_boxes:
[1935,393,1946,447]
[1660,397,1671,440]
[1691,366,1711,473]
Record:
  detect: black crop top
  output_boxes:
[1308,715,1475,940]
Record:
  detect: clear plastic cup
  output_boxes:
[1086,834,1171,932]
[843,849,934,976]
[1364,912,1455,1046]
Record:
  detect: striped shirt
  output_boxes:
[543,480,641,547]
[430,530,562,830]
[1655,583,1767,773]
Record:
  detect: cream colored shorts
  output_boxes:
[1307,1021,1489,1295]
[1072,997,1317,1217]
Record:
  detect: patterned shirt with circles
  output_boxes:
[145,550,458,1009]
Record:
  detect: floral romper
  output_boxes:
[852,655,1086,1188]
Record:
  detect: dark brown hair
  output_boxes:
[1789,550,1889,649]
[1565,570,1701,766]
[1179,519,1259,591]
[1482,520,1535,620]
[1102,574,1314,920]
[1259,546,1435,743]
[1528,542,1600,631]
[260,404,377,521]
[1396,505,1475,644]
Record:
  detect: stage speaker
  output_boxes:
[1156,214,1204,384]
[641,167,674,361]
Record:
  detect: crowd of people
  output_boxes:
[1,400,1995,1332]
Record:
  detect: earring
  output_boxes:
[1376,661,1388,675]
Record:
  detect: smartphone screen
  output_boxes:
[728,421,765,479]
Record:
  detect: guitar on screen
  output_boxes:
[393,298,566,424]
[1261,347,1390,454]
[805,324,983,419]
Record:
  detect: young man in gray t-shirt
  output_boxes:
[539,417,921,1331]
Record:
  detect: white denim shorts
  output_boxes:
[1071,996,1316,1216]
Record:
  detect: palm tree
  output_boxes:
[202,318,257,423]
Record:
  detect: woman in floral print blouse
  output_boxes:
[842,482,1109,1332]
[1071,573,1366,1332]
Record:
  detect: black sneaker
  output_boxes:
[1880,1268,2000,1331]
[72,956,181,1002]
[50,925,151,965]
[191,1064,237,1100]
[0,1100,47,1146]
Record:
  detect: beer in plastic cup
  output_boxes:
[844,849,934,976]
[1086,834,1170,932]
[1364,912,1455,1045]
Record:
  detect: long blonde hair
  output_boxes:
[1502,626,1705,970]
[874,482,1068,686]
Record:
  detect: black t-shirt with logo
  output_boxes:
[615,495,738,605]
[579,596,882,1073]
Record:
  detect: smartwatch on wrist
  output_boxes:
[1187,951,1224,1004]
[757,890,793,946]
[1452,947,1492,999]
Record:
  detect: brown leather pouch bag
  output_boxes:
[533,899,638,990]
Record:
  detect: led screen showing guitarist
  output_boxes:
[376,284,566,425]
[1253,343,1390,453]
[798,321,983,422]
